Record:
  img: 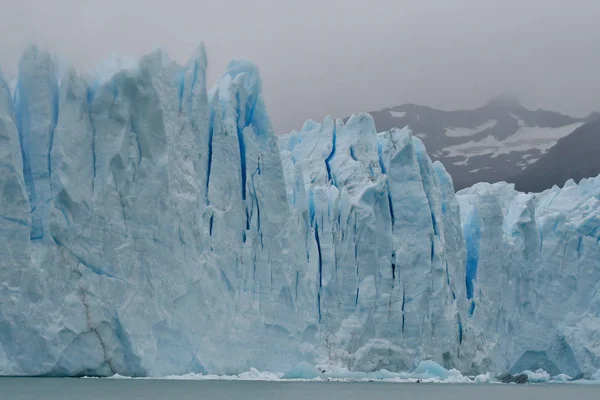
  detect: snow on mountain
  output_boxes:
[444,119,499,138]
[513,118,600,192]
[388,111,406,118]
[0,46,599,378]
[366,100,592,190]
[442,121,584,166]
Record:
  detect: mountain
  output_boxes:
[513,118,600,192]
[1,46,600,379]
[365,98,591,190]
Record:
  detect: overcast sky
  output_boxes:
[2,0,599,133]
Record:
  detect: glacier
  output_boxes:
[0,45,599,378]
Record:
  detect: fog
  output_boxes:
[2,0,599,132]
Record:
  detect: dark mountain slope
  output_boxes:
[513,118,600,192]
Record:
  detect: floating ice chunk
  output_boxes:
[158,373,208,380]
[369,369,402,380]
[108,373,131,379]
[412,360,449,380]
[324,371,370,380]
[282,362,322,379]
[523,369,551,383]
[94,367,600,383]
[445,369,471,383]
[237,368,283,380]
[552,373,572,382]
[474,372,495,383]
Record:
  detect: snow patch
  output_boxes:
[442,122,583,162]
[389,111,406,118]
[445,120,498,137]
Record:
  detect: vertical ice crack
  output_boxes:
[349,145,358,161]
[315,222,323,323]
[47,82,59,192]
[464,207,480,315]
[235,90,247,203]
[401,285,406,334]
[205,93,216,205]
[178,69,185,113]
[188,60,198,117]
[86,88,97,193]
[14,82,41,239]
[324,123,337,186]
[458,314,464,345]
[129,118,142,169]
[250,164,262,248]
[377,141,395,229]
[309,188,323,322]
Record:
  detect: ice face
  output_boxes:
[0,45,599,378]
[0,45,312,377]
[456,179,600,378]
[280,117,464,373]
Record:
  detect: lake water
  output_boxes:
[2,378,600,400]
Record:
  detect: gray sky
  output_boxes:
[2,0,599,133]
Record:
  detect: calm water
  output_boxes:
[2,378,600,400]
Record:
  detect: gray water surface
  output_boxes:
[2,378,600,400]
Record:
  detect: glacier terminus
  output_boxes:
[0,45,599,379]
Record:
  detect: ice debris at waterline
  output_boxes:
[97,363,600,384]
[103,360,473,382]
[0,45,600,378]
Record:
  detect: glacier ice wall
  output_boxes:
[456,179,600,377]
[0,46,599,377]
[279,117,466,372]
[0,46,316,376]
